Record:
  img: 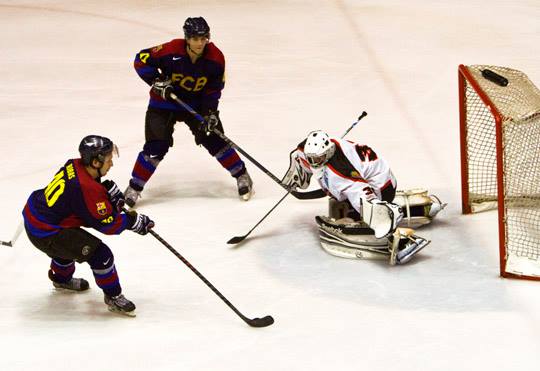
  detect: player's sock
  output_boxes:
[129,151,160,193]
[215,146,245,178]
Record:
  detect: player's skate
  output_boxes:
[124,185,141,208]
[49,269,89,291]
[104,294,136,317]
[236,172,253,201]
[389,228,431,265]
[52,277,90,291]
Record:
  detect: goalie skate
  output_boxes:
[388,228,431,265]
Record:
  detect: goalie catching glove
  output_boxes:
[282,150,311,191]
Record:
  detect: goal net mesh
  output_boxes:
[462,65,540,277]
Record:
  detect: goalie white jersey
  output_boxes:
[294,138,397,212]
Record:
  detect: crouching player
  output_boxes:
[22,135,154,316]
[282,130,445,265]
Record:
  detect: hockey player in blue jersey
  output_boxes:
[23,135,154,316]
[124,16,253,206]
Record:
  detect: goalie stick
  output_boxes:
[143,221,274,327]
[167,92,311,200]
[227,112,368,245]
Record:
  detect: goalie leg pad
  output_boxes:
[316,216,429,265]
[393,189,447,228]
[316,216,390,260]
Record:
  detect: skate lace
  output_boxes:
[112,294,130,306]
[237,173,252,188]
[71,278,83,289]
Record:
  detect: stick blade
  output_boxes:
[227,236,246,244]
[1,241,12,247]
[247,315,274,328]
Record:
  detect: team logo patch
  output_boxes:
[152,44,163,53]
[350,171,362,178]
[96,202,107,215]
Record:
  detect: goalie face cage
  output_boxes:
[459,64,540,280]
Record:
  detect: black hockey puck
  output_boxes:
[481,69,508,87]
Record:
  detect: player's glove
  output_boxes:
[202,110,220,135]
[128,212,155,235]
[102,180,125,212]
[152,76,173,100]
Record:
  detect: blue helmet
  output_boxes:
[183,17,210,39]
[79,135,115,166]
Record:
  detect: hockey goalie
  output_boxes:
[282,130,446,265]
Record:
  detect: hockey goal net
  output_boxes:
[459,64,540,280]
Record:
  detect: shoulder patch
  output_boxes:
[327,144,362,180]
[96,202,107,216]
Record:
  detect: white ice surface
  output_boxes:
[1,1,540,370]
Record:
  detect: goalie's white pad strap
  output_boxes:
[361,199,402,239]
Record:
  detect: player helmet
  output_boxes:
[304,130,335,168]
[79,135,118,166]
[183,17,210,39]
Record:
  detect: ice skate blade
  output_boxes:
[52,287,89,294]
[396,239,431,265]
[240,189,254,201]
[107,307,137,317]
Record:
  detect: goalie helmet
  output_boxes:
[183,17,210,39]
[304,130,335,168]
[79,135,118,166]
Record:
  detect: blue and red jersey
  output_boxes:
[134,39,225,113]
[23,159,132,238]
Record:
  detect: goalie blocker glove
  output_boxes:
[152,76,174,100]
[361,199,403,239]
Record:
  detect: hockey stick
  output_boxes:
[227,191,290,244]
[147,227,274,327]
[227,112,368,245]
[1,222,23,247]
[167,92,310,199]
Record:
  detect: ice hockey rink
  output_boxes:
[1,1,540,370]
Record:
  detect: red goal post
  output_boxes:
[459,64,540,280]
